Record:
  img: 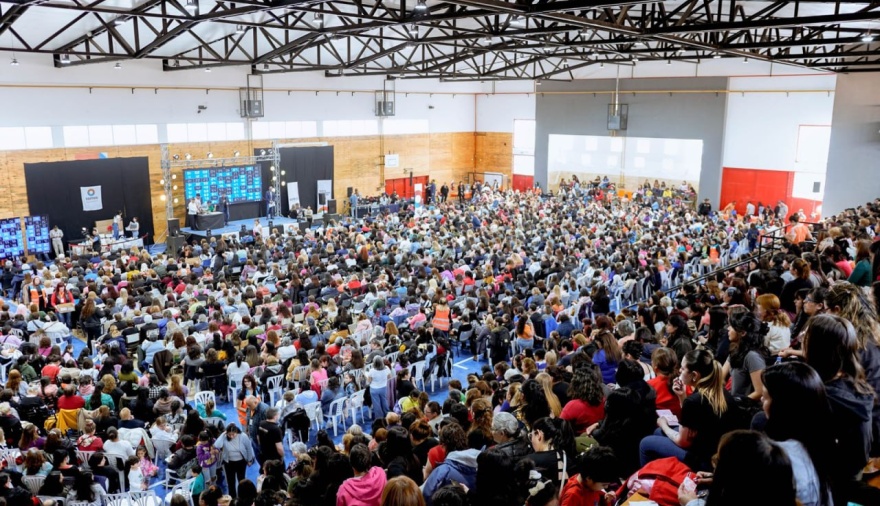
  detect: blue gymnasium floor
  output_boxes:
[69,337,485,493]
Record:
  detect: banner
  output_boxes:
[317,179,332,213]
[287,182,300,209]
[80,186,103,211]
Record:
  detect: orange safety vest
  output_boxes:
[432,306,451,332]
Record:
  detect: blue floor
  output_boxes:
[70,336,485,492]
[181,216,300,238]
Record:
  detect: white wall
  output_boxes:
[476,92,536,132]
[722,75,836,171]
[0,53,482,138]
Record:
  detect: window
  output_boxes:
[167,124,189,143]
[88,125,114,146]
[252,121,318,139]
[62,126,90,148]
[512,119,535,175]
[324,120,379,137]
[0,128,27,150]
[383,119,428,135]
[0,127,53,150]
[112,125,137,146]
[135,125,159,144]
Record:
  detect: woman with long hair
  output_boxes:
[380,476,425,506]
[759,362,834,506]
[848,239,873,287]
[664,314,694,364]
[780,258,814,313]
[467,398,494,450]
[679,431,797,506]
[559,362,604,435]
[802,314,875,504]
[639,349,735,471]
[755,293,792,354]
[67,470,104,506]
[525,417,575,490]
[592,330,622,384]
[381,426,423,486]
[723,311,769,401]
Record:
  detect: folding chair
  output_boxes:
[194,391,215,407]
[302,401,322,433]
[324,397,348,437]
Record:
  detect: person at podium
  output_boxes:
[218,194,230,226]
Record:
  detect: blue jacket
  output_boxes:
[421,449,479,506]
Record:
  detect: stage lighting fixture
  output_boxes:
[206,152,213,158]
[159,179,165,185]
[233,150,240,157]
[60,54,70,65]
[415,0,427,11]
[260,149,266,156]
[185,0,198,13]
[185,153,192,160]
[270,165,276,171]
[174,198,179,204]
[281,181,286,186]
[281,171,286,176]
[172,174,177,179]
[314,13,323,25]
[172,154,180,160]
[271,176,277,181]
[173,185,178,190]
[268,149,274,155]
[160,195,166,201]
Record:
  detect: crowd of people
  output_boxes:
[0,183,877,506]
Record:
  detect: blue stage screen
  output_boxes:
[0,218,23,260]
[183,166,262,205]
[24,215,51,254]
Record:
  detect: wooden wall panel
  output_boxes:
[474,132,514,183]
[0,131,482,242]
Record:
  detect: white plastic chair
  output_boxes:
[103,452,128,493]
[227,371,247,405]
[292,365,310,383]
[151,439,173,461]
[38,497,66,506]
[266,375,284,406]
[130,489,162,506]
[162,477,196,506]
[302,401,322,432]
[348,389,369,425]
[411,361,427,391]
[22,475,44,495]
[194,391,215,407]
[324,396,348,436]
[76,449,96,469]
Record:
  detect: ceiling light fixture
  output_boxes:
[185,0,198,14]
[60,53,70,65]
[414,0,427,11]
[600,62,604,68]
[667,59,671,65]
[236,24,245,34]
[713,53,722,59]
[263,63,269,70]
[483,35,493,44]
[314,13,323,26]
[114,62,122,70]
[743,57,749,63]
[862,33,875,43]
[205,67,212,72]
[510,15,526,28]
[173,59,180,67]
[10,57,18,67]
[408,24,419,34]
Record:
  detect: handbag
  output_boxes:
[56,303,75,314]
[616,457,693,506]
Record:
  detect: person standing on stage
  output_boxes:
[350,190,359,218]
[218,194,230,226]
[457,181,465,202]
[187,195,201,230]
[440,183,449,203]
[127,217,140,238]
[112,211,123,240]
[50,226,64,259]
[265,187,276,219]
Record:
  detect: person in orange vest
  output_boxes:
[432,301,451,337]
[26,277,49,312]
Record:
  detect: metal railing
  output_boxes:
[620,226,787,311]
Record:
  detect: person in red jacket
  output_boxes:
[646,348,691,418]
[559,446,620,506]
[57,385,85,411]
[50,283,74,328]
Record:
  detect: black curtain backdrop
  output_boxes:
[24,157,155,245]
[257,146,334,217]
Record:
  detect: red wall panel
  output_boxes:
[720,167,794,217]
[385,176,429,199]
[512,175,534,193]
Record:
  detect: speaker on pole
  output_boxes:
[167,218,180,237]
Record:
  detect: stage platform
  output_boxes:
[181,216,301,239]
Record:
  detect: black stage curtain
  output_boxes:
[257,146,334,217]
[228,202,261,222]
[24,157,155,245]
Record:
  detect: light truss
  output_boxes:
[0,0,877,77]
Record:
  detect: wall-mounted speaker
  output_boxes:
[813,182,822,193]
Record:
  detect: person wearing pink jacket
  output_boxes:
[337,444,387,506]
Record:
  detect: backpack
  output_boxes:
[176,456,199,480]
[617,457,692,506]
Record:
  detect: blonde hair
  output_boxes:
[535,372,563,417]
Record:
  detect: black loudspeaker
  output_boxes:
[347,187,353,197]
[240,224,248,235]
[813,182,822,193]
[167,219,180,237]
[268,220,274,230]
[166,235,185,254]
[328,199,337,214]
[206,228,212,239]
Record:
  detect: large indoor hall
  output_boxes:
[0,1,879,506]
